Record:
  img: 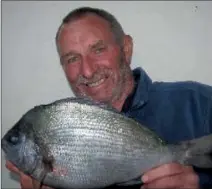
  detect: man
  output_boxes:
[6,6,212,189]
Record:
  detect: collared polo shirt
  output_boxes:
[121,67,212,188]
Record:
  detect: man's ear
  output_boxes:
[123,35,133,64]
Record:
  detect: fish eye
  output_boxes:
[8,134,20,145]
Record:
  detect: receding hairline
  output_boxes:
[55,7,125,47]
[56,12,113,42]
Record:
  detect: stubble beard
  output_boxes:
[71,54,133,106]
[110,55,133,106]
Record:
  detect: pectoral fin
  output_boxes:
[116,177,142,186]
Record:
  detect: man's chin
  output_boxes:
[87,94,112,104]
[74,93,108,102]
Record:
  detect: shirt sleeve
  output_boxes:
[193,167,212,189]
[194,97,212,189]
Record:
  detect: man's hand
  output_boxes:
[6,161,53,189]
[141,163,199,189]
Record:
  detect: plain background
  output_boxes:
[1,1,212,188]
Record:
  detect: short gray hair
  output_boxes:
[55,7,125,46]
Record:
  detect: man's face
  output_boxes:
[57,14,132,103]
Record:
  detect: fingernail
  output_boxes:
[142,175,148,182]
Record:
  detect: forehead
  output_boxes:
[57,14,115,54]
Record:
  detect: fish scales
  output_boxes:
[2,97,212,189]
[2,98,167,188]
[33,100,168,188]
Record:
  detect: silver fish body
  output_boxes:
[2,97,212,189]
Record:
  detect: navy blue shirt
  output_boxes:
[121,67,212,188]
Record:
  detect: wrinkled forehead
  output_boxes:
[56,14,116,55]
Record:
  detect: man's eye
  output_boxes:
[95,47,106,54]
[68,56,79,64]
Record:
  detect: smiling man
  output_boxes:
[6,6,212,189]
[56,12,134,111]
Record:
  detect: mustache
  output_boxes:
[76,69,111,85]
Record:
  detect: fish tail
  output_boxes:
[177,134,212,168]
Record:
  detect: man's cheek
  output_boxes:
[64,65,81,80]
[72,85,87,97]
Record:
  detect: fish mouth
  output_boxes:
[1,139,8,153]
[1,139,11,161]
[1,138,25,174]
[1,136,17,158]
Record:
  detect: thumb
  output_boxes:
[20,173,33,189]
[32,179,41,189]
[5,161,20,174]
[32,179,54,189]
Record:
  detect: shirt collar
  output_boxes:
[122,67,152,112]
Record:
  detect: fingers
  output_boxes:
[141,163,192,183]
[141,171,199,189]
[5,161,35,189]
[5,160,20,174]
[142,174,181,189]
[20,172,34,189]
[140,163,199,189]
[5,161,53,189]
[32,179,54,189]
[32,179,42,189]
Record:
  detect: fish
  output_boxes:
[1,97,212,189]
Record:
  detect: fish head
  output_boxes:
[1,115,42,175]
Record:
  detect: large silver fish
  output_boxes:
[1,97,212,189]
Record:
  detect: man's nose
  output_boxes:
[81,56,96,78]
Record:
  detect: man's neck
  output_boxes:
[111,77,135,112]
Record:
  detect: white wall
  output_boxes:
[2,1,212,188]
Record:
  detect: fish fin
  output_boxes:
[73,97,120,113]
[42,155,54,172]
[176,134,212,168]
[33,128,55,172]
[33,132,55,184]
[116,177,142,186]
[50,97,121,114]
[38,155,54,188]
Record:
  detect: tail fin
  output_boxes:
[177,134,212,168]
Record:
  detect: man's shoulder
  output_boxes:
[150,80,212,99]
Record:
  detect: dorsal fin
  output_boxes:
[45,96,122,114]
